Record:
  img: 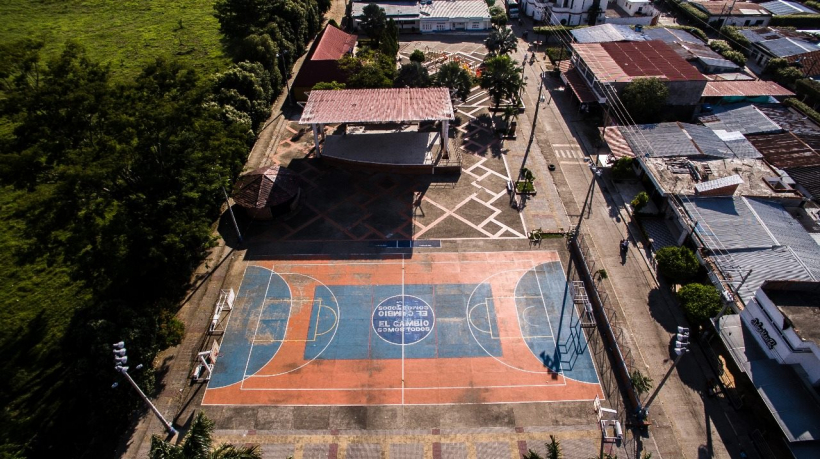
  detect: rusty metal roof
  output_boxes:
[691,1,770,15]
[573,41,705,83]
[300,88,455,125]
[233,165,300,209]
[312,25,357,61]
[748,132,820,167]
[701,80,794,97]
[559,61,598,104]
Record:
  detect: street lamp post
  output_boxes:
[638,327,690,421]
[112,341,178,436]
[278,51,294,106]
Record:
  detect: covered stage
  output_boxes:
[300,88,459,174]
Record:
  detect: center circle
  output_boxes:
[372,295,435,345]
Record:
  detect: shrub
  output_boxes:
[674,1,710,23]
[722,50,747,67]
[784,97,820,125]
[720,26,751,55]
[544,46,569,64]
[656,246,700,284]
[807,0,820,10]
[795,78,820,105]
[770,14,820,28]
[410,49,425,63]
[775,66,805,88]
[631,191,649,212]
[327,18,339,28]
[611,157,635,179]
[709,40,731,54]
[678,283,722,323]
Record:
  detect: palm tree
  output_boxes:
[479,54,523,113]
[485,27,518,56]
[435,61,473,102]
[149,412,261,459]
[546,435,562,459]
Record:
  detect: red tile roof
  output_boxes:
[312,25,357,61]
[233,165,300,209]
[702,80,794,97]
[573,41,705,83]
[300,88,455,124]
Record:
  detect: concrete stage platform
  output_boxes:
[321,132,460,173]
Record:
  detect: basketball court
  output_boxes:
[202,251,602,406]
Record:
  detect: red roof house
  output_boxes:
[292,25,358,101]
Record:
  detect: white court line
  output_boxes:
[241,270,273,387]
[401,254,405,405]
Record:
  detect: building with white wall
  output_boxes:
[542,0,606,26]
[604,0,659,25]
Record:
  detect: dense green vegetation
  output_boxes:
[0,0,229,80]
[620,78,669,124]
[0,0,332,456]
[656,246,700,284]
[677,283,722,324]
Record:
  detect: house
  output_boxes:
[418,0,491,32]
[566,40,707,108]
[291,25,357,101]
[543,0,606,26]
[760,0,818,17]
[603,0,660,25]
[738,28,820,77]
[351,0,491,33]
[352,1,421,32]
[688,1,771,27]
[714,281,820,459]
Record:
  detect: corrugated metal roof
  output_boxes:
[643,27,702,44]
[691,1,770,15]
[682,196,820,302]
[619,123,703,157]
[420,0,491,19]
[683,124,734,157]
[560,63,598,103]
[760,37,818,57]
[759,0,816,16]
[571,24,645,43]
[702,80,794,97]
[300,88,454,124]
[748,132,820,167]
[756,104,820,136]
[312,25,357,61]
[725,137,763,159]
[601,41,706,81]
[603,126,635,157]
[699,104,782,135]
[352,1,419,17]
[785,165,820,199]
[695,174,744,193]
[233,165,300,209]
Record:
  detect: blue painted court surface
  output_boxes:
[209,259,598,389]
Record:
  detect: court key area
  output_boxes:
[203,251,602,406]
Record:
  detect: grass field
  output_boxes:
[0,0,230,80]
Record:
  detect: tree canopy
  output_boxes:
[435,61,473,101]
[395,62,431,88]
[620,77,669,124]
[479,54,522,112]
[361,3,388,47]
[339,49,396,88]
[149,412,261,459]
[677,283,722,323]
[656,246,700,284]
[0,41,250,457]
[485,27,517,56]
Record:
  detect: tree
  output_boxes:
[409,49,425,63]
[656,246,700,284]
[631,191,649,213]
[312,81,346,90]
[149,412,261,459]
[546,435,562,459]
[611,157,634,180]
[212,61,274,131]
[479,54,522,113]
[630,369,653,396]
[435,61,472,101]
[522,450,544,459]
[485,27,518,55]
[395,62,431,88]
[361,3,387,47]
[620,77,669,124]
[490,6,508,28]
[380,19,400,57]
[678,283,722,323]
[339,50,395,88]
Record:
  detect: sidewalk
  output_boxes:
[513,31,744,458]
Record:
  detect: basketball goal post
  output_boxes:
[191,340,220,383]
[594,395,622,442]
[209,288,235,335]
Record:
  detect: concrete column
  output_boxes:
[320,123,326,141]
[441,120,449,159]
[312,124,321,157]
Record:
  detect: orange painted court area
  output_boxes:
[202,251,603,406]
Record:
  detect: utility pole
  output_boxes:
[112,341,178,436]
[638,327,689,421]
[222,185,243,243]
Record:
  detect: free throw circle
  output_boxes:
[372,295,434,345]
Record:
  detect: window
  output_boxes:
[755,19,764,25]
[422,22,432,31]
[437,22,445,30]
[744,19,750,26]
[472,22,480,28]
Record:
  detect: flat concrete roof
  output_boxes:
[762,281,820,346]
[642,156,797,197]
